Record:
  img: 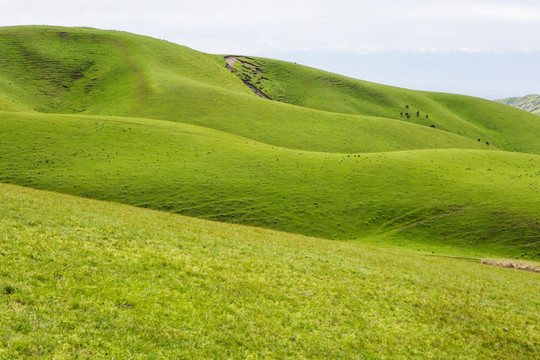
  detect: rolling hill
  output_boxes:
[0,25,539,260]
[495,95,540,115]
[0,183,539,359]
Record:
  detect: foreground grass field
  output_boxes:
[0,184,539,359]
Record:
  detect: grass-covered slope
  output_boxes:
[1,183,539,359]
[229,56,540,154]
[1,26,539,154]
[0,26,251,114]
[0,25,486,154]
[0,25,539,259]
[1,111,538,259]
[495,94,540,115]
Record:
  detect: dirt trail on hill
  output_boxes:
[224,56,239,71]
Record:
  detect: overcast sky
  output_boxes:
[2,0,539,98]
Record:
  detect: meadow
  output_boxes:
[0,25,539,358]
[1,184,538,359]
[0,110,538,259]
[0,26,539,259]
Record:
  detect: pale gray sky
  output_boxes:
[2,0,539,98]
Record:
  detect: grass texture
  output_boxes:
[0,184,539,359]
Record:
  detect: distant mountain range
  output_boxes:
[495,94,540,115]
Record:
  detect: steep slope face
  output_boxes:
[0,26,251,115]
[495,94,540,115]
[0,26,141,114]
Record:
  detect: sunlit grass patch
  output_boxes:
[0,184,539,358]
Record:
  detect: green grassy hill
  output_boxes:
[0,110,539,259]
[226,56,540,154]
[1,184,539,359]
[495,95,540,115]
[0,25,539,260]
[2,26,539,154]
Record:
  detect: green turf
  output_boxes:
[227,56,540,154]
[0,111,538,259]
[1,26,539,154]
[0,25,539,259]
[1,184,538,359]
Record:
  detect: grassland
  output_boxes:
[1,183,539,359]
[0,24,539,359]
[228,56,540,154]
[0,25,539,260]
[1,26,539,154]
[1,111,539,259]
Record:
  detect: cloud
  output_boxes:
[1,0,539,54]
[382,1,540,22]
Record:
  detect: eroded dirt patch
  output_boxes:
[481,259,540,273]
[224,56,239,71]
[224,56,270,100]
